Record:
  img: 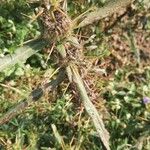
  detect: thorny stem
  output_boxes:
[0,1,135,148]
[70,64,110,150]
[75,0,133,28]
[57,42,110,150]
[0,69,66,125]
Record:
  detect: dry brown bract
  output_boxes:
[40,8,71,43]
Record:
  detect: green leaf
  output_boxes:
[0,39,48,72]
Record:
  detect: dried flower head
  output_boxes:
[39,4,71,43]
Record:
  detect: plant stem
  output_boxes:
[0,69,65,125]
[76,0,133,28]
[70,64,110,150]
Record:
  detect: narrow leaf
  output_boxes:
[51,124,66,150]
[76,0,133,28]
[0,39,48,72]
[70,64,110,150]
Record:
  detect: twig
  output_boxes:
[0,69,65,125]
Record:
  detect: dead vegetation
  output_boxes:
[0,0,150,149]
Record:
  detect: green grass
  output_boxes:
[0,0,150,149]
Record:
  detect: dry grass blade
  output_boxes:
[76,0,133,28]
[51,124,66,150]
[0,69,65,125]
[70,64,110,150]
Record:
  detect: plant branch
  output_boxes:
[70,64,110,150]
[0,69,65,125]
[75,0,133,28]
[57,42,110,149]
